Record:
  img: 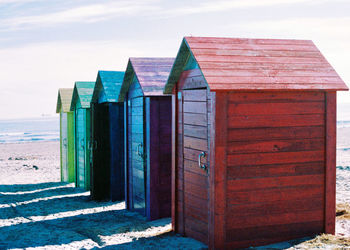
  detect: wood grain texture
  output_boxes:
[325,92,336,234]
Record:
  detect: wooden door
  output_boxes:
[61,112,68,182]
[179,88,209,244]
[75,108,85,188]
[128,96,146,215]
[91,103,110,200]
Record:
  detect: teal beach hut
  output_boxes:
[70,82,95,190]
[56,88,75,183]
[90,71,125,201]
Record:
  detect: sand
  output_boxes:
[0,128,349,249]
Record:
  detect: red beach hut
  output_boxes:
[164,37,349,249]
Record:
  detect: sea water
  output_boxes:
[0,116,59,143]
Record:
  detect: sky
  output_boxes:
[0,0,349,119]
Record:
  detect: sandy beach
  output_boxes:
[0,130,349,249]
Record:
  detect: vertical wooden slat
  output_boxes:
[211,92,227,249]
[171,94,177,231]
[325,91,336,234]
[124,100,130,209]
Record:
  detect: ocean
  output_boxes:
[0,114,349,144]
[0,116,59,144]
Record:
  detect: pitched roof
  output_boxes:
[70,81,95,110]
[164,37,348,93]
[91,71,125,103]
[56,88,73,113]
[119,57,174,101]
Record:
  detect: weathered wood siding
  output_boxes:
[221,91,326,248]
[67,111,75,183]
[75,108,86,188]
[127,80,146,214]
[146,96,172,220]
[60,112,68,182]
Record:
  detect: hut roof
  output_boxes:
[56,88,73,113]
[164,36,348,93]
[70,81,95,110]
[91,71,125,103]
[119,57,174,101]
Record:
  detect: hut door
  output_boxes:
[61,112,68,182]
[181,88,209,244]
[76,108,85,188]
[128,96,146,214]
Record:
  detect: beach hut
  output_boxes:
[90,71,125,201]
[164,37,349,249]
[56,88,75,183]
[70,81,95,190]
[119,57,174,220]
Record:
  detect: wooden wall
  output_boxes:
[67,111,75,183]
[219,91,326,248]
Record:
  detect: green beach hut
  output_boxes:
[56,88,75,183]
[70,82,95,190]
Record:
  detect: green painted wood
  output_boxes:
[67,111,75,183]
[56,88,74,183]
[71,81,95,190]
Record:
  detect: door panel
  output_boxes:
[181,89,209,244]
[61,112,68,182]
[128,96,146,214]
[75,108,85,188]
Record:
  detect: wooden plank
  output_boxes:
[228,91,324,102]
[183,113,207,126]
[186,37,314,46]
[227,161,324,179]
[227,186,324,205]
[208,82,347,91]
[185,216,208,243]
[193,48,323,58]
[204,76,338,84]
[227,174,324,192]
[227,209,324,229]
[225,221,323,246]
[228,114,324,128]
[183,89,207,102]
[184,170,208,187]
[183,159,208,175]
[211,92,227,248]
[228,126,324,142]
[184,182,208,200]
[188,42,319,52]
[184,125,207,139]
[228,150,324,166]
[184,192,208,211]
[228,138,324,154]
[183,101,207,114]
[325,92,336,234]
[184,136,208,151]
[199,62,332,71]
[227,197,324,217]
[228,102,324,115]
[185,204,208,223]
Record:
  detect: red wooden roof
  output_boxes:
[164,37,348,93]
[118,57,174,101]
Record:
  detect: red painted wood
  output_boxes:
[228,91,325,102]
[211,92,227,249]
[228,114,324,128]
[227,186,324,205]
[228,102,324,115]
[185,37,314,45]
[193,49,324,58]
[228,138,324,154]
[228,126,324,142]
[227,174,324,192]
[227,162,324,179]
[325,92,336,234]
[228,150,324,166]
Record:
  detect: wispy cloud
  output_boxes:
[0,0,160,31]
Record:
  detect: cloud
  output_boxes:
[0,0,160,31]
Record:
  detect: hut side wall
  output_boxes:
[216,91,326,249]
[85,108,91,190]
[145,96,172,220]
[60,112,68,182]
